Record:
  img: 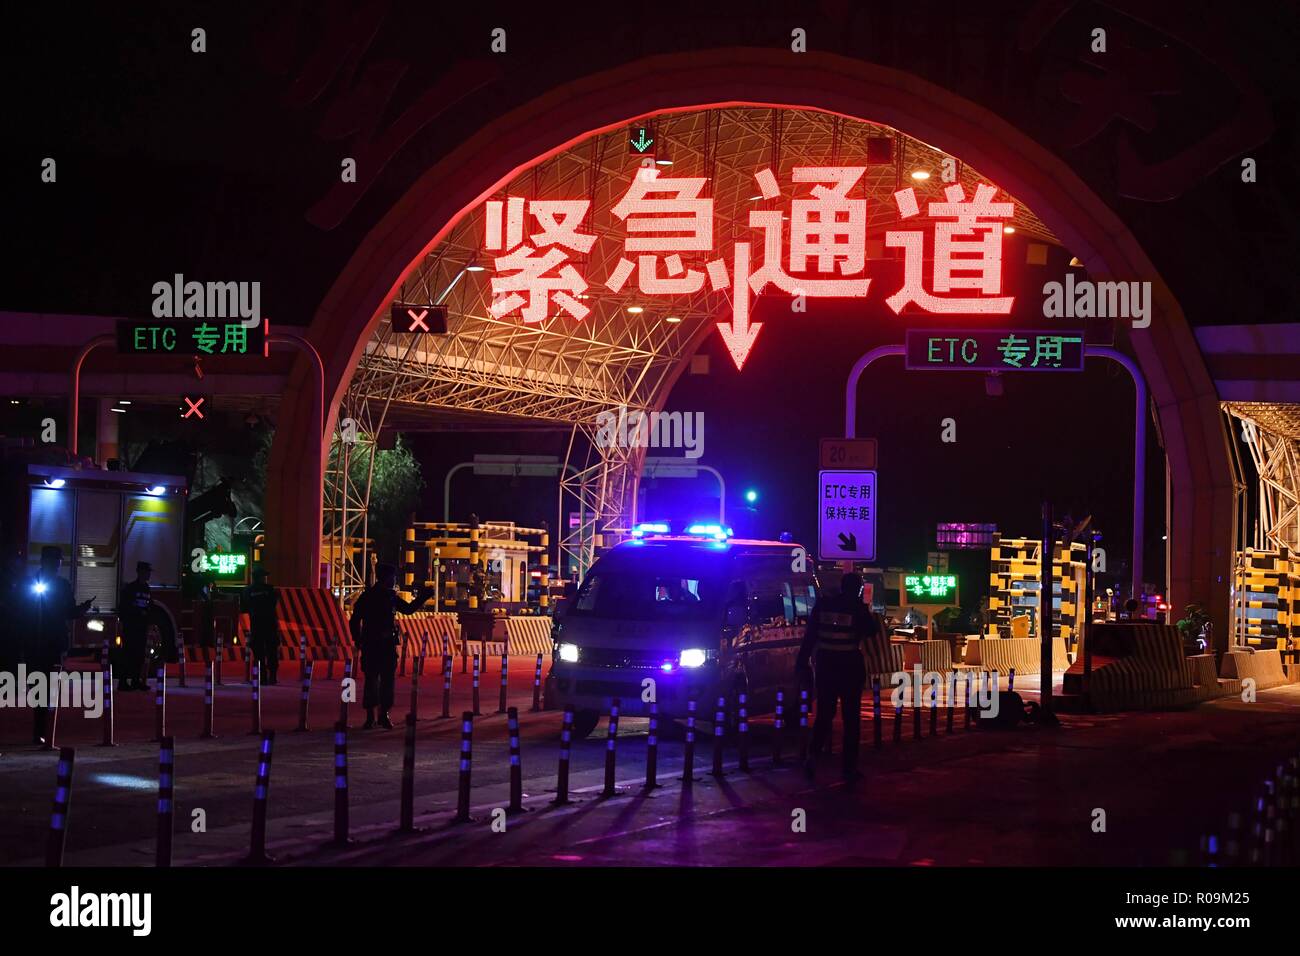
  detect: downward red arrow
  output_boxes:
[715,241,763,370]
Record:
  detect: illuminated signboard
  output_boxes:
[937,522,998,550]
[117,320,267,356]
[481,171,1017,370]
[204,551,249,579]
[390,303,448,333]
[904,573,959,604]
[905,329,1085,372]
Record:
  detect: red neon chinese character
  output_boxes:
[885,183,1015,314]
[605,168,712,295]
[484,197,596,323]
[747,166,871,296]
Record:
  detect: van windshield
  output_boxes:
[570,570,724,621]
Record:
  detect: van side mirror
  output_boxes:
[724,604,746,627]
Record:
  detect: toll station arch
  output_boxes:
[264,49,1233,644]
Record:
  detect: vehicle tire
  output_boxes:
[571,709,601,739]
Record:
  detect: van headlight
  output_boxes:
[558,643,580,663]
[679,648,708,668]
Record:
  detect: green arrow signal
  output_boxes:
[630,129,654,153]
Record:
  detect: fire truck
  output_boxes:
[1,447,190,660]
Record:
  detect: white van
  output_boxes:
[550,525,820,737]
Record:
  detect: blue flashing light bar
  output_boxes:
[685,523,732,540]
[632,521,671,538]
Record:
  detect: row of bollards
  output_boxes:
[1202,754,1300,866]
[44,666,992,867]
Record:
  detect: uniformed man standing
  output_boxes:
[349,563,433,729]
[796,572,880,782]
[242,566,280,685]
[118,560,154,691]
[25,547,93,742]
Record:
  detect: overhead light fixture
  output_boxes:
[44,478,66,488]
[910,170,931,181]
[747,195,763,201]
[109,407,126,414]
[117,399,132,405]
[665,316,682,324]
[627,306,644,314]
[1069,256,1084,267]
[464,263,485,272]
[146,485,165,495]
[1003,226,1016,234]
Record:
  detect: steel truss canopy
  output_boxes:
[334,106,1060,589]
[1226,402,1300,553]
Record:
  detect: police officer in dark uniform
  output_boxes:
[349,563,433,729]
[797,572,879,782]
[242,566,280,685]
[25,546,93,742]
[118,560,154,691]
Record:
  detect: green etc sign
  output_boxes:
[904,573,959,604]
[204,551,249,579]
[116,320,267,356]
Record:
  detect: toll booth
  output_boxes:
[400,519,552,614]
[987,535,1087,652]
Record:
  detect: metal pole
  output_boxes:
[66,335,116,455]
[1040,503,1058,723]
[1086,347,1147,603]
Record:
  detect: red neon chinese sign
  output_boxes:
[483,166,1016,369]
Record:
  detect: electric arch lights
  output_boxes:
[480,166,1018,370]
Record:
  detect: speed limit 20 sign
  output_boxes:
[820,438,877,470]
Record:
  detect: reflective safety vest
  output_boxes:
[816,609,862,654]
